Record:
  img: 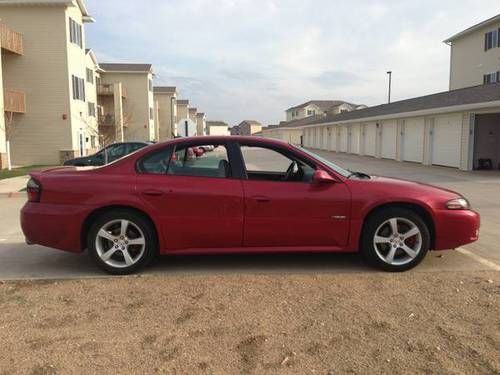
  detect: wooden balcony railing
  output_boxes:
[97,84,127,98]
[4,90,26,113]
[0,23,24,55]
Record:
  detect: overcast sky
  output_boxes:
[85,0,499,126]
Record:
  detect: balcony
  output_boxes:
[98,113,116,127]
[4,90,26,113]
[0,23,24,55]
[97,84,127,98]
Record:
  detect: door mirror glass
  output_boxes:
[312,170,336,184]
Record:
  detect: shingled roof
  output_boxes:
[176,99,189,105]
[286,100,357,112]
[153,86,176,94]
[100,63,153,73]
[279,83,500,129]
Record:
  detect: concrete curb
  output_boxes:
[0,191,24,198]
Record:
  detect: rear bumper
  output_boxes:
[20,202,90,253]
[433,209,480,250]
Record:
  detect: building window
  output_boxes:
[150,107,154,120]
[307,110,315,116]
[484,29,500,51]
[88,102,96,117]
[69,18,83,48]
[72,75,86,101]
[148,79,153,92]
[86,68,94,84]
[483,71,500,84]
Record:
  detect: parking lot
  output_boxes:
[0,150,499,280]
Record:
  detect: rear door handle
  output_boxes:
[141,189,163,197]
[252,195,270,203]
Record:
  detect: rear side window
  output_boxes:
[168,144,231,178]
[137,146,173,174]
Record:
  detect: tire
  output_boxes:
[360,207,430,272]
[87,209,158,275]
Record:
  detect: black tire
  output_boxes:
[87,209,158,275]
[360,207,430,272]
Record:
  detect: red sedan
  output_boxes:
[21,136,480,274]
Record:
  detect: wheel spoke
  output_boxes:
[98,229,115,242]
[374,235,391,244]
[389,218,399,235]
[120,220,129,236]
[128,237,145,246]
[122,249,134,266]
[385,247,397,263]
[402,226,419,240]
[400,244,418,258]
[101,248,118,261]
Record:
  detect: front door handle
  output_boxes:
[252,195,270,203]
[141,189,163,197]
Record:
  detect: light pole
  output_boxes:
[387,71,392,104]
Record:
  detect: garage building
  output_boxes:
[276,83,500,171]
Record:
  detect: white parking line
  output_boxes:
[456,247,500,271]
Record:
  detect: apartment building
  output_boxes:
[285,100,365,121]
[0,21,25,169]
[233,120,262,136]
[153,86,177,141]
[196,112,206,136]
[176,99,196,136]
[98,63,155,142]
[0,0,97,166]
[188,107,197,123]
[445,14,500,90]
[206,121,230,136]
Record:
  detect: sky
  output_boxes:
[85,0,500,126]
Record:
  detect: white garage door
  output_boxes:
[403,118,424,163]
[432,114,462,168]
[350,124,361,154]
[381,120,397,159]
[364,123,377,156]
[322,127,328,150]
[331,127,337,151]
[340,127,348,152]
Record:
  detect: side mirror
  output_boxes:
[312,170,336,184]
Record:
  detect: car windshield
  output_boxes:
[295,146,351,177]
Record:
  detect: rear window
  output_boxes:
[136,146,173,175]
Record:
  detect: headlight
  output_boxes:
[446,198,470,210]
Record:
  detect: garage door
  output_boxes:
[432,114,462,168]
[403,118,424,163]
[381,120,397,159]
[322,127,328,150]
[364,123,377,156]
[350,124,361,154]
[331,127,337,151]
[340,127,348,152]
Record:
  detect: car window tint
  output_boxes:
[129,143,145,153]
[168,144,231,178]
[108,144,128,161]
[137,146,173,174]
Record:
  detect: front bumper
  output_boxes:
[20,202,90,253]
[433,209,480,250]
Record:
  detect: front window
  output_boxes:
[168,144,231,178]
[297,146,351,177]
[484,29,500,51]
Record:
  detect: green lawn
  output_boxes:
[0,165,57,180]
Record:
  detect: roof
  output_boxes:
[196,112,205,117]
[238,120,262,126]
[0,0,94,20]
[279,82,500,129]
[189,108,197,112]
[206,121,229,127]
[153,86,176,94]
[176,99,189,105]
[286,100,357,112]
[99,63,153,73]
[444,14,500,43]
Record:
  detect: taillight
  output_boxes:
[27,178,41,202]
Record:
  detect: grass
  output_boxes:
[0,165,57,180]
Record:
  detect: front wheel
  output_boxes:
[361,207,430,272]
[87,210,157,275]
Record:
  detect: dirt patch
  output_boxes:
[0,271,498,374]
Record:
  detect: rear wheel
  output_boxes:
[87,210,157,275]
[361,207,430,272]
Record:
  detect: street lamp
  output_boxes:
[387,71,392,104]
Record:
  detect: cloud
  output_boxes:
[85,0,500,125]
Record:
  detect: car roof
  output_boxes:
[161,135,289,147]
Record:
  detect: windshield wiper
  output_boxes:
[348,171,371,179]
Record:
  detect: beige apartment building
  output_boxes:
[0,20,25,169]
[98,63,155,142]
[285,100,365,121]
[206,121,230,136]
[153,86,177,141]
[233,120,262,135]
[196,112,206,136]
[0,0,97,166]
[446,14,500,90]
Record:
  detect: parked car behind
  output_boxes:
[63,142,152,166]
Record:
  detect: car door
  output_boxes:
[238,143,351,248]
[136,142,245,250]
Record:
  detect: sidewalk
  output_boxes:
[0,175,29,197]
